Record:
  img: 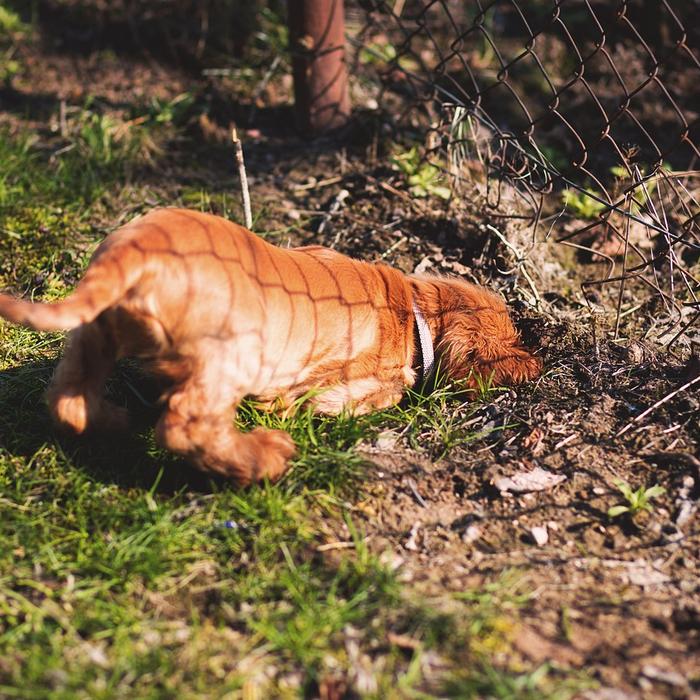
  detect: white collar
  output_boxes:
[412,301,435,384]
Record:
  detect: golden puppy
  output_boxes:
[0,209,540,484]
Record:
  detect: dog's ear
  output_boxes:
[477,348,542,386]
[412,276,541,388]
[436,307,541,388]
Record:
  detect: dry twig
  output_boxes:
[616,374,700,437]
[231,128,252,229]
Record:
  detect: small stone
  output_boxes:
[641,664,688,688]
[405,523,421,551]
[530,526,548,546]
[463,524,481,544]
[375,431,399,451]
[379,551,404,571]
[414,256,433,274]
[83,642,109,668]
[494,466,566,494]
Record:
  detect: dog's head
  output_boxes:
[418,276,542,388]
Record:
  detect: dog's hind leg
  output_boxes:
[154,356,296,486]
[47,320,127,434]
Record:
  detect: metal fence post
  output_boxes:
[288,0,350,134]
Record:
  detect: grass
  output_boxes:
[0,52,590,695]
[0,392,581,697]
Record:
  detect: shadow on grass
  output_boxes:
[0,360,223,494]
[0,358,375,498]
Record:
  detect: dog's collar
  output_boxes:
[412,301,435,386]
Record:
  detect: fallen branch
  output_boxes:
[616,373,700,437]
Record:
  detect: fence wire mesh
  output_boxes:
[347,0,700,351]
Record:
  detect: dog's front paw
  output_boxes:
[516,352,543,383]
[249,427,296,483]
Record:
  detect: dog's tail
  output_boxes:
[0,243,144,332]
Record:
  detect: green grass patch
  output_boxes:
[0,345,584,695]
[0,441,588,697]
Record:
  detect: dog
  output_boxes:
[0,208,541,484]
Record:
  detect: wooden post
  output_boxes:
[288,0,350,134]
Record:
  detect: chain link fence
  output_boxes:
[346,0,699,351]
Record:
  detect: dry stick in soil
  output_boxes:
[485,223,541,306]
[616,373,700,437]
[232,128,252,229]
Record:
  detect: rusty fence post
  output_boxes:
[288,0,350,134]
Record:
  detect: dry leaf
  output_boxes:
[493,466,566,494]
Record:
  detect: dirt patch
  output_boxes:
[345,321,700,697]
